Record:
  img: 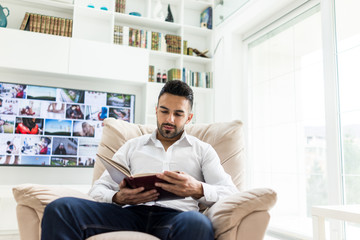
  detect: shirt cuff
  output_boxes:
[196,182,218,205]
[104,189,118,203]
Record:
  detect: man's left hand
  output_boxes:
[155,171,204,199]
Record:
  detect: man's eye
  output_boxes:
[161,111,168,114]
[175,113,183,117]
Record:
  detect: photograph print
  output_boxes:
[15,117,44,135]
[18,100,41,117]
[41,102,65,119]
[85,105,107,121]
[21,136,52,155]
[52,137,78,155]
[65,104,85,120]
[0,83,27,99]
[106,93,132,107]
[21,155,50,165]
[0,99,19,115]
[78,156,95,167]
[44,119,72,136]
[51,156,77,166]
[109,107,130,122]
[0,135,21,165]
[72,120,96,137]
[27,85,57,101]
[57,88,85,104]
[0,115,15,134]
[85,91,107,106]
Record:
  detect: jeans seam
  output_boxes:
[81,224,127,232]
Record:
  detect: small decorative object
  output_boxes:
[100,6,108,11]
[129,12,141,17]
[152,0,164,20]
[193,48,209,58]
[0,4,10,28]
[87,4,95,8]
[165,4,174,22]
[200,7,212,29]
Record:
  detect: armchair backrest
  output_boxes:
[93,118,245,191]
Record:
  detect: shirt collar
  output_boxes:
[145,129,193,147]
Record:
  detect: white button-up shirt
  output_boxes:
[89,130,238,212]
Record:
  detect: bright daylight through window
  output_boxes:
[247,5,326,238]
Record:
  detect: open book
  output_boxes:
[96,153,184,201]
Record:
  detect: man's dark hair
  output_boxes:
[158,80,193,110]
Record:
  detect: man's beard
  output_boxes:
[157,122,184,139]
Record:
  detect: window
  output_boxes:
[245,0,360,238]
[247,5,326,237]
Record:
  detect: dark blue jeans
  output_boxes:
[41,197,214,240]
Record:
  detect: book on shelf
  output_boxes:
[114,25,123,45]
[115,0,126,13]
[165,34,181,54]
[168,68,181,81]
[127,27,148,48]
[200,7,212,30]
[19,12,72,37]
[182,68,213,89]
[97,153,184,201]
[148,65,155,82]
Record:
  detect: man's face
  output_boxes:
[156,93,193,139]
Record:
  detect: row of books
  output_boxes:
[113,26,181,54]
[183,68,213,89]
[115,0,126,13]
[148,66,213,89]
[20,12,72,37]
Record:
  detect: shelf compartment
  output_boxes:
[72,6,114,43]
[115,13,181,32]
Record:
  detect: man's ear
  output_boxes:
[185,113,193,124]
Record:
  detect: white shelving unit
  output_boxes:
[0,0,215,124]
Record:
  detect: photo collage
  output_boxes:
[0,82,135,166]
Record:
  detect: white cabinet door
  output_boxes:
[68,38,149,83]
[0,28,70,74]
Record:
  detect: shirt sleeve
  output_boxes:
[196,145,239,206]
[88,141,132,203]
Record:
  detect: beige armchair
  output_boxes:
[13,118,277,240]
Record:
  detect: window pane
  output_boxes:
[248,6,326,237]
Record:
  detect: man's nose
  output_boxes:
[166,113,175,123]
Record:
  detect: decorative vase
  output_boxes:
[0,4,10,28]
[152,0,164,20]
[165,4,174,22]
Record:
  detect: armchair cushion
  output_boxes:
[205,188,277,238]
[94,118,245,191]
[12,184,93,219]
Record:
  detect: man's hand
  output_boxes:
[112,180,159,205]
[155,171,204,199]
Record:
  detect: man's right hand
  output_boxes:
[112,180,159,205]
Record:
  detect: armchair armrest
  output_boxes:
[205,188,277,239]
[12,184,93,218]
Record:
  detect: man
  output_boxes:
[41,80,238,240]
